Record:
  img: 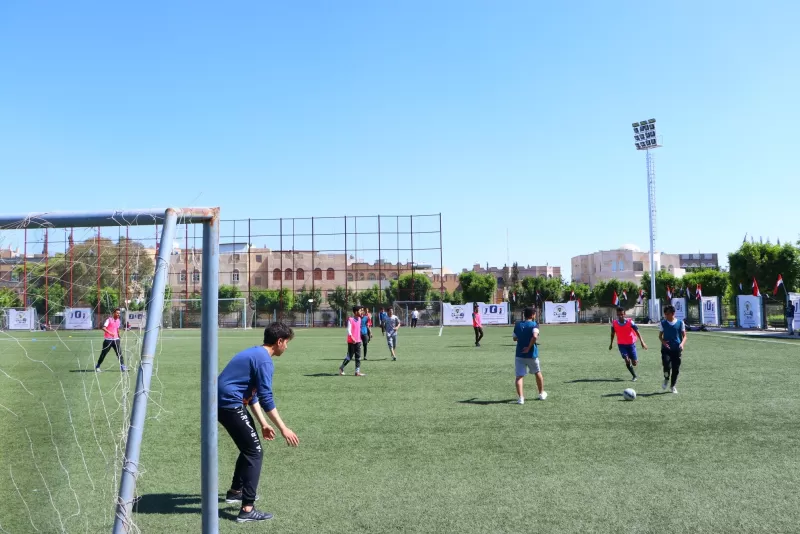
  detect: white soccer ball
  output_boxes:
[623,388,636,401]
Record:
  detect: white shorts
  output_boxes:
[515,357,540,376]
[386,332,397,348]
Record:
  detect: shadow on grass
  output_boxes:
[602,391,670,400]
[566,378,623,383]
[304,373,340,377]
[69,369,98,373]
[133,493,239,520]
[458,398,518,405]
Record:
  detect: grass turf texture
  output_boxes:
[1,325,799,533]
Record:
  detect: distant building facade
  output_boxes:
[571,244,687,288]
[679,253,719,271]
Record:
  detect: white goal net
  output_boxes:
[163,297,249,329]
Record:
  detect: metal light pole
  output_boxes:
[632,119,661,322]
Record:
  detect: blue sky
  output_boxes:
[1,1,797,279]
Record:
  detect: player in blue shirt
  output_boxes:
[360,308,372,360]
[512,307,546,404]
[217,323,299,523]
[378,307,388,336]
[659,305,687,394]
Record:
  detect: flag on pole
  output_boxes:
[696,284,702,299]
[666,286,672,299]
[685,286,691,299]
[752,277,761,297]
[569,290,575,301]
[576,298,581,311]
[612,291,620,306]
[536,290,541,304]
[637,289,644,304]
[774,275,785,295]
[739,281,743,292]
[622,290,628,301]
[512,292,517,302]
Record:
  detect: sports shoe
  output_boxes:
[236,508,273,523]
[95,367,102,373]
[225,489,259,503]
[354,371,366,377]
[391,357,396,361]
[120,365,128,372]
[671,386,678,394]
[517,397,524,405]
[537,391,548,401]
[632,376,638,382]
[662,380,669,390]
[338,368,345,376]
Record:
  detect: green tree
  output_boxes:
[518,276,565,306]
[458,272,497,303]
[218,284,244,313]
[357,286,383,309]
[641,271,681,300]
[294,286,323,312]
[593,279,639,310]
[28,283,67,315]
[387,273,432,302]
[682,269,729,297]
[728,242,800,298]
[0,288,22,308]
[327,286,355,316]
[85,286,120,314]
[251,288,294,313]
[562,283,595,309]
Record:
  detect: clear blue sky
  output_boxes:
[1,1,797,279]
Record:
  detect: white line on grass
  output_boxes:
[692,332,800,346]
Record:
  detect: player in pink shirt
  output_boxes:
[338,306,365,376]
[95,308,127,372]
[609,307,647,381]
[473,303,484,347]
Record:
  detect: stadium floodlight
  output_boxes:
[631,119,661,321]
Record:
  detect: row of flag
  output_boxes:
[510,275,787,306]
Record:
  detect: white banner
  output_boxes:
[699,296,720,326]
[7,308,35,330]
[125,310,147,329]
[737,295,762,329]
[442,303,508,326]
[543,301,577,324]
[789,293,800,331]
[64,307,94,330]
[671,298,687,322]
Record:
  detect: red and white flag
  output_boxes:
[752,277,761,297]
[622,290,628,301]
[696,284,702,299]
[666,286,673,299]
[612,291,620,306]
[637,289,644,304]
[774,275,785,295]
[576,298,581,311]
[569,290,576,301]
[739,281,743,291]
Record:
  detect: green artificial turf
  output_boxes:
[1,325,799,533]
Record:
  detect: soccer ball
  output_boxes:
[623,388,636,401]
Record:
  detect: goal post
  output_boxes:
[164,297,249,329]
[0,208,221,534]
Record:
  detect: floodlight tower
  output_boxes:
[632,118,660,321]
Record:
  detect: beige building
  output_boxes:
[571,244,686,288]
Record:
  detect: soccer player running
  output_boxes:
[512,307,546,404]
[378,307,388,336]
[95,308,127,372]
[609,307,648,381]
[339,306,365,376]
[472,303,484,347]
[360,307,372,360]
[217,322,299,523]
[385,308,401,361]
[659,305,687,394]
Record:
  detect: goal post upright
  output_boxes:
[0,207,221,534]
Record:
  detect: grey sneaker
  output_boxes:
[236,508,273,523]
[225,489,259,503]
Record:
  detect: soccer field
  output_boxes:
[1,325,799,533]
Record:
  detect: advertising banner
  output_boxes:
[64,308,94,330]
[671,298,687,322]
[737,295,762,329]
[699,296,720,326]
[543,301,577,324]
[7,308,35,330]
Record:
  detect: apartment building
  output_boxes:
[571,244,687,288]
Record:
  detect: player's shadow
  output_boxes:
[602,392,670,400]
[133,493,238,520]
[69,369,98,373]
[566,378,624,383]
[304,373,340,377]
[458,398,518,405]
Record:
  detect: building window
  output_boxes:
[131,273,139,282]
[232,269,240,283]
[284,268,293,280]
[10,271,19,282]
[255,275,262,286]
[618,261,625,271]
[693,253,700,259]
[233,254,240,261]
[380,274,386,280]
[611,262,617,272]
[347,273,354,281]
[661,265,666,271]
[633,261,644,272]
[193,270,200,282]
[273,268,281,281]
[314,268,322,280]
[392,272,398,280]
[668,265,674,272]
[368,273,376,281]
[358,273,365,281]
[326,268,335,280]
[179,270,187,282]
[326,290,333,300]
[256,254,263,263]
[296,268,305,280]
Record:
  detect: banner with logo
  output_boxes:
[737,295,762,329]
[543,301,577,324]
[443,303,509,326]
[6,308,35,330]
[64,308,94,330]
[699,296,720,325]
[125,310,147,329]
[789,293,800,331]
[671,298,687,322]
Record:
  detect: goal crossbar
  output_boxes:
[0,208,221,534]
